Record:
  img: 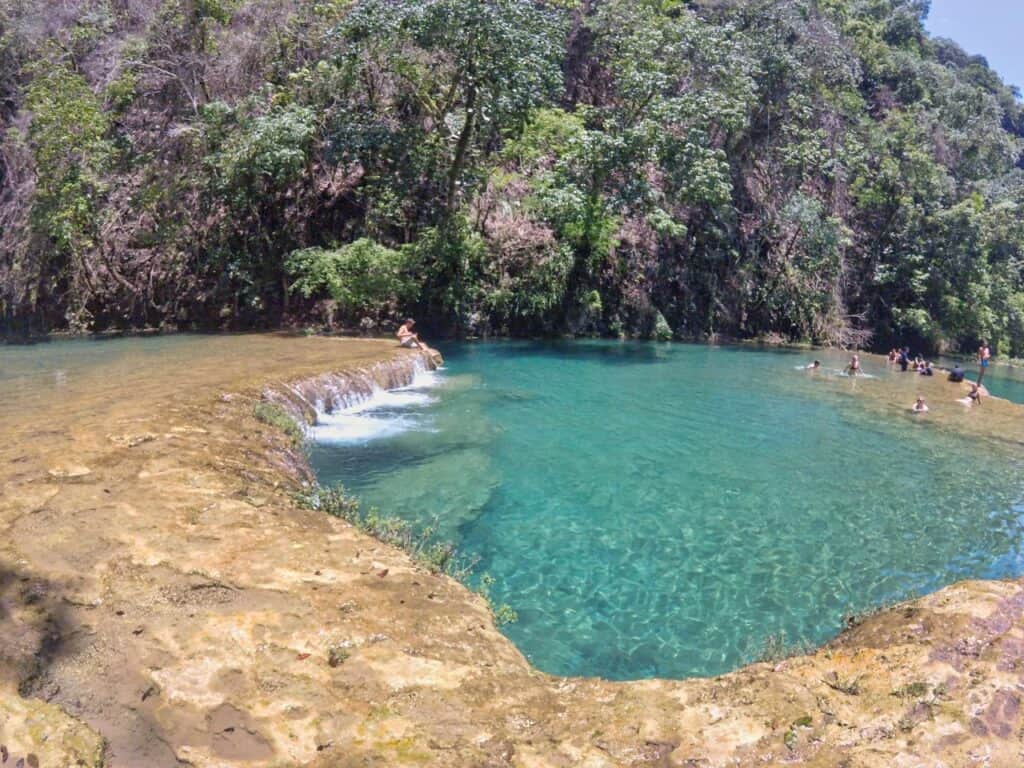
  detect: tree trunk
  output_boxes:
[446,79,477,212]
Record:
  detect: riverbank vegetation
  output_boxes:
[303,484,518,624]
[2,0,1022,355]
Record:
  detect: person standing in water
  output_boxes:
[845,354,861,376]
[977,341,991,385]
[396,318,422,348]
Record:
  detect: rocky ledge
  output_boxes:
[1,335,1022,767]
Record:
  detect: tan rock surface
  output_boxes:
[0,334,1022,766]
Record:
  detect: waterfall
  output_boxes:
[261,349,441,438]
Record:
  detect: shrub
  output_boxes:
[652,311,673,341]
[286,238,416,323]
[253,401,303,446]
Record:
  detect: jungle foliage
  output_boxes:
[1,0,1022,354]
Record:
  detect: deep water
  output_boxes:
[309,342,1024,680]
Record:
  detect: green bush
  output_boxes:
[652,311,673,341]
[286,238,416,322]
[252,402,304,446]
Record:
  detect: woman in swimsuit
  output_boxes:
[958,383,983,407]
[845,354,861,376]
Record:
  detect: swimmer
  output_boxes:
[804,360,821,370]
[845,354,861,376]
[957,382,983,407]
[898,347,910,372]
[911,396,928,413]
[887,348,898,364]
[919,361,934,376]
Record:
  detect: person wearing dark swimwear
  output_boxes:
[898,347,910,372]
[948,364,965,383]
[958,382,982,407]
[845,354,861,376]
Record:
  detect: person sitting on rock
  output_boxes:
[396,318,422,349]
[957,382,983,407]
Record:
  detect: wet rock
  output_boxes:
[107,433,157,448]
[0,685,104,767]
[46,465,91,479]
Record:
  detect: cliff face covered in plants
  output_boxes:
[1,0,1022,352]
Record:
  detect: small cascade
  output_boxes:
[261,349,441,435]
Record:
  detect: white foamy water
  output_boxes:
[310,367,443,444]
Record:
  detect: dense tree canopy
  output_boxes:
[1,0,1022,354]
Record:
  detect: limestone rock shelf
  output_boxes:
[0,335,1021,766]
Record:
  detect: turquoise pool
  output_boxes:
[310,342,1024,680]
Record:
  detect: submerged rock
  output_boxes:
[0,684,105,767]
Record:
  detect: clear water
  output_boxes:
[934,355,1024,405]
[310,341,1024,680]
[0,335,212,423]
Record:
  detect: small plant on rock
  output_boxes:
[253,401,303,446]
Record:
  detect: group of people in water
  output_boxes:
[890,343,990,413]
[805,341,993,414]
[402,317,995,416]
[885,347,938,376]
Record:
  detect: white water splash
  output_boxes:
[310,366,443,444]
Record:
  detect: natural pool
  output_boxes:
[310,342,1024,680]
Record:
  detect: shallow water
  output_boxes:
[933,355,1024,405]
[310,342,1024,680]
